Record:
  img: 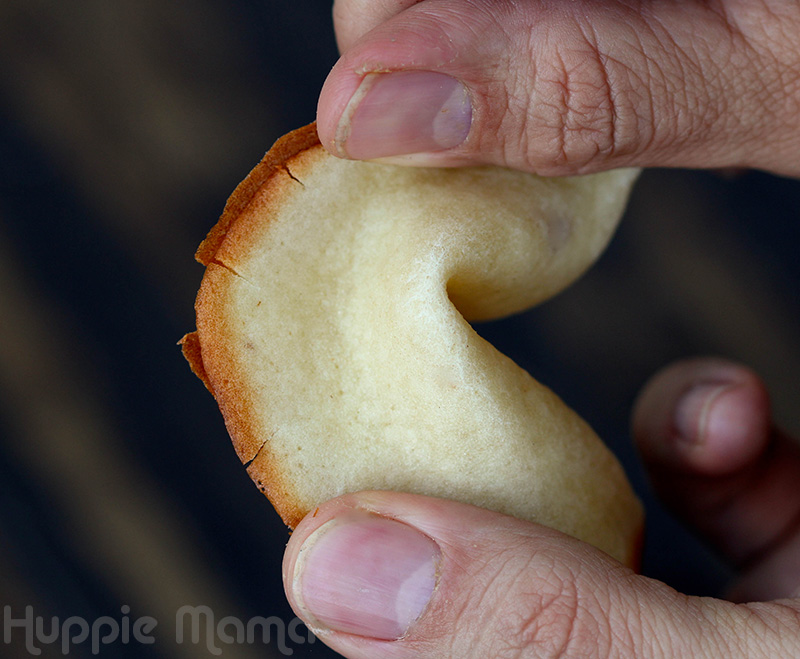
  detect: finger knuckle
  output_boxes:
[507,18,653,175]
[524,42,628,173]
[486,553,617,659]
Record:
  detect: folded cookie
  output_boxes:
[183,124,643,567]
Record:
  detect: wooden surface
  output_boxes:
[1,1,799,657]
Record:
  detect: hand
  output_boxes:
[283,358,800,657]
[288,3,800,656]
[317,0,800,177]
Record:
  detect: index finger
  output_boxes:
[333,0,423,52]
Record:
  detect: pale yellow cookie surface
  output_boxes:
[185,124,643,567]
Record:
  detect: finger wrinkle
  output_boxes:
[503,557,622,659]
[706,600,800,658]
[637,587,702,658]
[510,573,581,657]
[507,24,603,173]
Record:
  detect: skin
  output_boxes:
[282,2,800,656]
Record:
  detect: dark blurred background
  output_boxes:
[1,1,799,657]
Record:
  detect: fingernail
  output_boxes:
[674,382,735,445]
[291,511,439,640]
[335,71,472,160]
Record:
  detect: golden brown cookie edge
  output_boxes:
[188,123,325,529]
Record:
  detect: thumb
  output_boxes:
[283,491,800,659]
[318,0,800,177]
